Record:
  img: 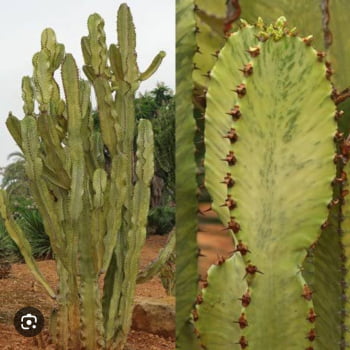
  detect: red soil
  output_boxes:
[0,235,174,350]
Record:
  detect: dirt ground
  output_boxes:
[0,234,174,350]
[197,203,235,282]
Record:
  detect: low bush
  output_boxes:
[147,206,175,235]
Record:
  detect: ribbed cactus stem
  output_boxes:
[199,18,335,349]
[176,1,202,349]
[104,119,154,349]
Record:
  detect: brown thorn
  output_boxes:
[239,63,253,77]
[326,67,334,80]
[335,110,344,121]
[333,153,347,165]
[301,284,313,301]
[334,88,350,105]
[196,295,203,305]
[331,86,340,101]
[316,51,326,62]
[327,198,340,209]
[220,195,237,210]
[234,313,248,329]
[215,254,226,266]
[306,308,318,323]
[342,138,350,158]
[199,276,208,287]
[306,329,316,342]
[221,151,237,166]
[234,83,246,98]
[233,240,250,256]
[238,290,251,307]
[223,128,238,143]
[309,241,317,250]
[321,221,329,230]
[237,336,248,349]
[244,263,263,279]
[225,217,240,234]
[341,189,349,198]
[211,50,220,58]
[246,46,260,57]
[302,35,313,46]
[226,105,241,120]
[334,131,345,143]
[202,71,211,79]
[333,171,347,185]
[221,173,235,188]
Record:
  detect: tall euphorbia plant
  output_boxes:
[0,4,166,350]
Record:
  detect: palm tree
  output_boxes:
[0,151,52,259]
[151,82,173,107]
[0,152,32,209]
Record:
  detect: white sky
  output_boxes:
[0,0,175,168]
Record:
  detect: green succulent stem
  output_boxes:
[176,1,202,349]
[200,19,335,349]
[137,229,175,284]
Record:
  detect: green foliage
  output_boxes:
[136,84,175,201]
[0,206,51,262]
[17,207,52,260]
[0,154,50,261]
[147,206,175,235]
[135,83,173,120]
[0,152,32,210]
[0,220,20,262]
[152,99,175,197]
[135,93,158,120]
